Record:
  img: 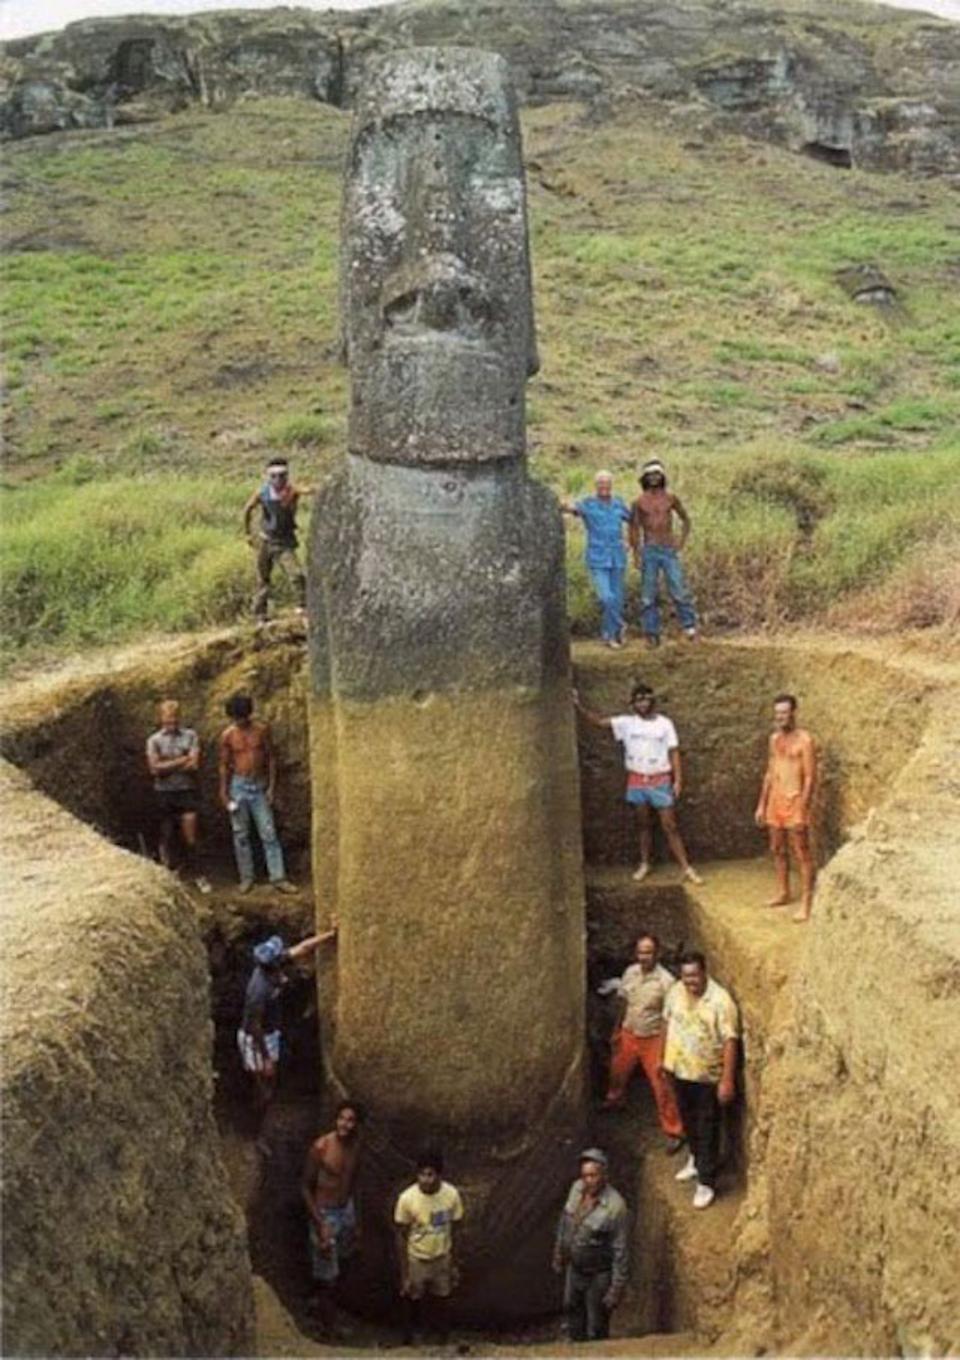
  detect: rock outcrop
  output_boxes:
[0,758,254,1357]
[2,0,958,176]
[307,47,586,1320]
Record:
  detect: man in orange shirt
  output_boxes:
[755,693,818,922]
[218,691,297,894]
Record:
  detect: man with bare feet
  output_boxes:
[629,459,698,647]
[146,698,211,894]
[553,1147,629,1341]
[573,683,703,885]
[219,691,297,895]
[754,693,817,922]
[598,933,686,1153]
[561,471,632,649]
[395,1148,464,1346]
[662,951,738,1210]
[238,927,337,1118]
[302,1101,364,1336]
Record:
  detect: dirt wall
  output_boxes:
[748,679,960,1356]
[0,758,254,1357]
[0,625,310,870]
[573,638,933,866]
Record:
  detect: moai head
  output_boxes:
[341,47,539,466]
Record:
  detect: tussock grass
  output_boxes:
[2,96,959,667]
[0,478,267,666]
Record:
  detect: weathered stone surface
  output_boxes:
[0,758,254,1357]
[308,47,586,1319]
[2,0,958,177]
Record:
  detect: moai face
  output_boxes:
[342,48,539,466]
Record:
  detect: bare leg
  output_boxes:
[635,804,653,873]
[789,828,815,921]
[767,826,791,905]
[180,811,198,874]
[158,812,175,869]
[657,807,697,877]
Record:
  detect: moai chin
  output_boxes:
[308,47,586,1319]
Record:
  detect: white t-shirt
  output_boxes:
[610,714,678,774]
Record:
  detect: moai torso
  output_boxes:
[307,48,585,1319]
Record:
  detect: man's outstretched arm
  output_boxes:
[572,689,614,729]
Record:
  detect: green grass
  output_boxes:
[2,95,959,669]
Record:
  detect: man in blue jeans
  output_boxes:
[218,691,298,894]
[629,459,698,647]
[562,471,632,648]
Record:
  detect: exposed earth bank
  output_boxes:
[1,626,958,1354]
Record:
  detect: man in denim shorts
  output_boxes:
[302,1101,363,1334]
[573,683,703,885]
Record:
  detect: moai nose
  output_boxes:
[418,275,460,331]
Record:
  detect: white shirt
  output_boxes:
[610,714,678,775]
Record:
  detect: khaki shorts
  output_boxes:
[406,1253,454,1299]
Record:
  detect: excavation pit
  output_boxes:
[2,625,958,1355]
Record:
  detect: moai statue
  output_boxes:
[308,47,586,1318]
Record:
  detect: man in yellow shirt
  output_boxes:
[662,950,739,1210]
[394,1148,464,1343]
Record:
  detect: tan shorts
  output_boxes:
[406,1253,454,1299]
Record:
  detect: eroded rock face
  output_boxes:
[308,47,585,1320]
[0,759,254,1357]
[2,0,958,177]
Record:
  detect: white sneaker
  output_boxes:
[675,1154,698,1183]
[692,1183,715,1209]
[632,862,651,883]
[683,866,704,886]
[194,875,213,895]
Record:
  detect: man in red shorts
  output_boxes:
[754,693,818,922]
[574,683,703,885]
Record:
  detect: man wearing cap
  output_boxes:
[238,926,337,1115]
[562,471,632,649]
[243,456,313,622]
[553,1148,629,1341]
[629,460,698,646]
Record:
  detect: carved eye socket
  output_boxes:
[384,291,418,326]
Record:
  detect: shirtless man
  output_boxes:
[754,694,817,922]
[218,691,297,894]
[301,1102,364,1333]
[628,459,698,647]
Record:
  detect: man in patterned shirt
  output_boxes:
[662,951,739,1210]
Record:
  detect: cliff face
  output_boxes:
[2,0,958,175]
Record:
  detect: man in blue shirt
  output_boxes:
[562,471,632,648]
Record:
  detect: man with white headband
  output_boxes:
[629,459,698,647]
[243,456,313,622]
[562,470,632,649]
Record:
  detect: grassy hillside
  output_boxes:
[2,95,958,669]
